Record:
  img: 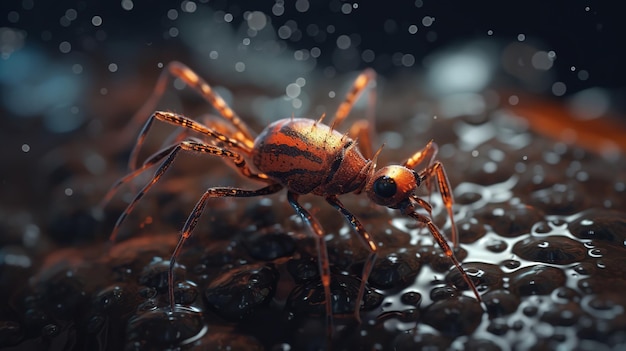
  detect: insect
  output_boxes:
[102,62,482,337]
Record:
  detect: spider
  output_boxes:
[102,62,481,337]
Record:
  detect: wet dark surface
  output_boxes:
[2,85,626,350]
[2,2,626,350]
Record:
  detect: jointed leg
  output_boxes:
[287,192,333,340]
[402,204,481,302]
[418,161,458,248]
[326,195,377,322]
[124,61,255,149]
[129,111,255,171]
[101,144,180,209]
[331,69,377,131]
[412,196,433,216]
[168,183,283,310]
[347,120,374,160]
[404,141,458,247]
[403,140,437,170]
[106,140,266,242]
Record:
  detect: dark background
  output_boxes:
[2,0,624,93]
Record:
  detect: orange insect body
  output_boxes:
[103,62,483,343]
[253,118,370,196]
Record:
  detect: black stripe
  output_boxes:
[267,168,325,179]
[325,152,344,184]
[324,140,353,184]
[262,143,323,164]
[280,124,312,145]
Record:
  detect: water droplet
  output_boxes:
[295,0,310,12]
[59,41,71,54]
[121,0,134,11]
[246,11,266,31]
[286,83,301,98]
[91,15,102,26]
[422,16,435,27]
[336,35,351,49]
[167,9,178,20]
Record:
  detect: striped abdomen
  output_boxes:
[252,118,369,195]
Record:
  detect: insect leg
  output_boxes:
[287,191,334,341]
[418,160,458,248]
[101,144,179,209]
[168,183,283,311]
[326,195,377,323]
[347,120,374,160]
[146,113,239,163]
[402,139,437,170]
[404,141,459,247]
[128,111,253,172]
[107,140,266,242]
[124,61,255,148]
[403,208,481,302]
[331,69,376,131]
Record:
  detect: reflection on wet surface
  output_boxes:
[2,2,626,350]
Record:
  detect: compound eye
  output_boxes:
[373,176,397,198]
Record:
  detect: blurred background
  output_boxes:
[1,1,626,349]
[1,0,625,250]
[2,0,625,134]
[2,0,626,254]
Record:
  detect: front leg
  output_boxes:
[404,141,458,248]
[417,160,458,248]
[402,201,481,303]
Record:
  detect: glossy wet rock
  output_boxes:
[426,246,469,273]
[285,255,320,283]
[400,291,422,306]
[367,251,421,289]
[242,227,296,261]
[93,283,139,315]
[286,274,372,317]
[485,238,508,253]
[473,204,545,238]
[173,281,199,305]
[125,307,205,350]
[456,217,488,243]
[508,265,567,296]
[529,181,588,215]
[204,264,278,320]
[446,262,504,292]
[569,209,626,246]
[422,296,483,337]
[138,258,185,293]
[539,302,583,326]
[512,235,587,264]
[483,289,521,317]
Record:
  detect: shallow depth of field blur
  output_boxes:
[1,1,626,350]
